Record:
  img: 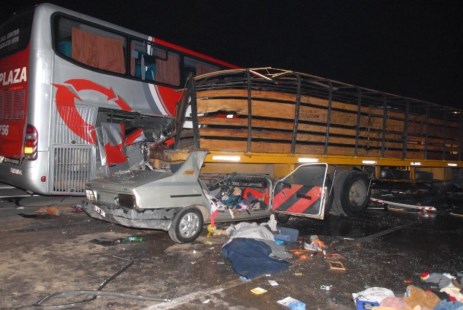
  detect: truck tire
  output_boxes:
[275,213,291,224]
[331,170,370,216]
[168,207,204,243]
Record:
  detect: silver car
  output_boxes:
[84,151,274,243]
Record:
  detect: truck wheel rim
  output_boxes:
[348,180,367,206]
[179,212,200,238]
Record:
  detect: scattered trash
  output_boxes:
[72,204,83,213]
[250,287,267,295]
[328,261,345,271]
[19,213,54,219]
[277,296,306,310]
[434,300,463,310]
[274,226,299,243]
[202,299,211,304]
[354,299,379,310]
[352,287,394,310]
[17,206,24,210]
[404,285,440,309]
[294,272,303,276]
[18,206,61,219]
[268,280,279,286]
[222,222,291,279]
[90,238,118,246]
[324,253,345,261]
[418,211,436,219]
[441,287,463,303]
[370,197,437,212]
[420,272,455,289]
[207,224,216,238]
[320,285,332,291]
[379,296,408,309]
[115,236,145,243]
[303,235,326,252]
[267,214,278,232]
[37,206,61,216]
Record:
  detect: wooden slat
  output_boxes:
[181,87,461,161]
[197,89,459,127]
[199,116,361,137]
[198,98,410,132]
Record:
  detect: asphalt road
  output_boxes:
[0,194,462,309]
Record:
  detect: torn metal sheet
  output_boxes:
[370,197,437,212]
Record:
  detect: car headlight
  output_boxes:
[116,194,137,208]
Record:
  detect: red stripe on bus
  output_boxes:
[153,38,239,69]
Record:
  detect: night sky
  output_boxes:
[2,0,463,108]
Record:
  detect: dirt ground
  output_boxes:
[0,196,462,309]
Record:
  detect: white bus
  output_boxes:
[0,3,237,195]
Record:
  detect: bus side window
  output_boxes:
[71,27,126,74]
[143,54,156,81]
[129,40,180,86]
[183,56,220,82]
[155,51,180,86]
[130,41,142,78]
[130,40,156,81]
[58,39,72,57]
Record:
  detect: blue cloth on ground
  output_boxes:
[434,300,463,310]
[222,237,291,279]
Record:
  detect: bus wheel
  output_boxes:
[332,171,370,216]
[168,207,204,243]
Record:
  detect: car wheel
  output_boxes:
[168,207,204,243]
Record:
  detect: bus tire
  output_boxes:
[168,207,203,243]
[332,170,370,216]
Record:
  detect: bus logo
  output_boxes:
[0,67,27,86]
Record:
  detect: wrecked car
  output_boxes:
[84,151,274,243]
[84,150,331,243]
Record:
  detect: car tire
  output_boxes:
[331,170,370,216]
[168,207,204,243]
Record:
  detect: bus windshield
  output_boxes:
[0,9,33,58]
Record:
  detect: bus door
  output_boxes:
[272,163,329,220]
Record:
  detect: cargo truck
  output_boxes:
[84,67,463,242]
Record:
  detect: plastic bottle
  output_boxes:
[117,236,145,243]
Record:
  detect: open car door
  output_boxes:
[272,163,329,220]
